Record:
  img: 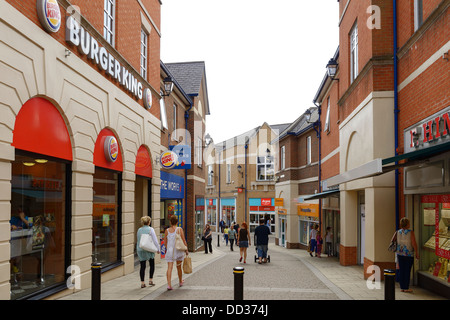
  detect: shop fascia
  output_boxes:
[65,16,147,102]
[407,107,450,152]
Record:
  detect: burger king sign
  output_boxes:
[160,150,178,169]
[37,0,61,33]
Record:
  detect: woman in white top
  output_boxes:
[164,215,188,290]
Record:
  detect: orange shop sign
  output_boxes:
[297,203,319,218]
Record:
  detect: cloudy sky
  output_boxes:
[160,0,339,143]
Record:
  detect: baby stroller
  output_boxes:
[254,246,270,263]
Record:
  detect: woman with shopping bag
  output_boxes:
[164,215,189,290]
[137,216,159,288]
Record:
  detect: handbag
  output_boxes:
[183,256,192,274]
[388,231,397,252]
[175,228,188,251]
[139,230,158,253]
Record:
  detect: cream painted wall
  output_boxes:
[338,91,396,264]
[0,1,161,299]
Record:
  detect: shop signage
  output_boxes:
[169,145,191,169]
[104,136,118,162]
[66,16,145,100]
[261,198,272,206]
[160,150,178,169]
[275,198,284,207]
[37,0,61,33]
[405,106,450,153]
[143,88,152,110]
[160,171,184,199]
[297,203,320,218]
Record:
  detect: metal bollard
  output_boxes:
[233,267,244,300]
[217,234,220,247]
[384,269,395,300]
[91,262,102,300]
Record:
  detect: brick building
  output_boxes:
[274,108,321,250]
[1,0,164,299]
[160,61,210,251]
[205,123,288,236]
[322,0,449,297]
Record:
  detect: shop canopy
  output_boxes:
[326,141,450,188]
[301,189,340,201]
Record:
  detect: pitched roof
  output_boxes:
[165,61,206,96]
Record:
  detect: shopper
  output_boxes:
[393,217,419,293]
[203,224,213,254]
[309,224,319,257]
[164,215,188,290]
[325,226,333,257]
[136,216,159,288]
[237,222,250,263]
[316,231,323,258]
[254,219,270,264]
[224,225,229,246]
[228,225,236,251]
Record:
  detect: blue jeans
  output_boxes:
[257,245,268,258]
[397,255,413,290]
[310,239,317,254]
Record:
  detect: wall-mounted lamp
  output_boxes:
[161,76,174,97]
[237,164,243,178]
[326,58,339,81]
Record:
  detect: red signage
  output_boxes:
[261,198,272,206]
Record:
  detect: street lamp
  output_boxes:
[326,58,339,80]
[162,76,174,96]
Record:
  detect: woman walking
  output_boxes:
[164,215,188,290]
[393,217,418,293]
[203,224,213,254]
[136,216,159,288]
[237,222,251,263]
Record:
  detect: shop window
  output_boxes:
[420,195,450,281]
[10,152,70,299]
[93,167,121,266]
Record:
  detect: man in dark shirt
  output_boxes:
[254,219,270,264]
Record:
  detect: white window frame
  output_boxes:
[208,165,213,186]
[160,91,168,130]
[350,22,358,83]
[197,138,202,167]
[140,29,148,79]
[414,0,423,31]
[324,97,331,133]
[103,0,115,46]
[307,136,312,165]
[173,104,177,135]
[226,164,231,183]
[280,146,285,170]
[257,154,274,181]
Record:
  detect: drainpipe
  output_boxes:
[185,101,193,243]
[312,104,322,228]
[393,0,400,230]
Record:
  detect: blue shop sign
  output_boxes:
[169,145,191,169]
[160,171,184,199]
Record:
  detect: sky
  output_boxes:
[161,0,340,144]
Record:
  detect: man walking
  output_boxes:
[254,219,271,264]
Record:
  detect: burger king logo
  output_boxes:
[143,88,152,110]
[104,136,119,162]
[37,0,61,33]
[160,151,178,169]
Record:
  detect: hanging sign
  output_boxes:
[160,150,178,169]
[169,145,191,169]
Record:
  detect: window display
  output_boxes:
[93,167,119,266]
[420,195,450,282]
[10,153,68,299]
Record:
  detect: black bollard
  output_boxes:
[233,267,244,300]
[217,234,220,247]
[384,269,395,300]
[91,262,102,300]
